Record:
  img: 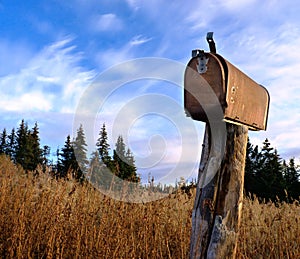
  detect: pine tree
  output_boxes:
[15,119,31,170]
[89,150,110,188]
[73,124,88,181]
[113,135,127,178]
[125,148,139,182]
[14,121,43,171]
[113,135,139,182]
[96,123,111,166]
[0,128,8,155]
[245,138,285,201]
[244,138,261,196]
[89,150,101,181]
[244,138,255,192]
[42,145,51,171]
[258,139,284,201]
[115,135,126,159]
[7,128,17,162]
[283,158,300,200]
[28,122,43,171]
[59,135,77,178]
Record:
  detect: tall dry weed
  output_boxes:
[237,196,300,258]
[0,154,299,258]
[0,155,192,258]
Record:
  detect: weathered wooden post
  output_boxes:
[184,33,270,259]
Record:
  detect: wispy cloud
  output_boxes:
[90,13,123,32]
[95,35,152,68]
[130,35,152,46]
[0,37,95,114]
[225,24,300,152]
[126,0,140,11]
[1,0,300,176]
[84,78,204,181]
[1,92,53,112]
[216,0,258,11]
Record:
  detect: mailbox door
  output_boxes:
[224,60,270,130]
[184,53,226,122]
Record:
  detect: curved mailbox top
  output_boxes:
[184,52,270,131]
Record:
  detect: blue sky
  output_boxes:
[1,0,300,184]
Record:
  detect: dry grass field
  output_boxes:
[0,154,299,258]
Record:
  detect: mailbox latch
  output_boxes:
[191,49,209,74]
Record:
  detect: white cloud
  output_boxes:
[0,37,95,113]
[216,0,258,10]
[1,0,300,175]
[224,23,300,157]
[183,0,217,32]
[91,13,123,32]
[36,75,59,83]
[126,0,140,11]
[1,92,53,112]
[95,45,132,69]
[95,35,152,68]
[87,82,203,179]
[130,35,152,46]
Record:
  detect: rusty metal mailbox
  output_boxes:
[184,50,270,131]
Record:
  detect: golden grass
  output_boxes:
[0,154,299,258]
[238,196,300,258]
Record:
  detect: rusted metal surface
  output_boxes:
[224,59,269,130]
[184,53,226,122]
[184,52,270,131]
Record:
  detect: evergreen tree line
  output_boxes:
[245,138,300,202]
[0,120,299,201]
[0,120,139,184]
[0,120,45,172]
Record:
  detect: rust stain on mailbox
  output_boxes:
[184,52,270,131]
